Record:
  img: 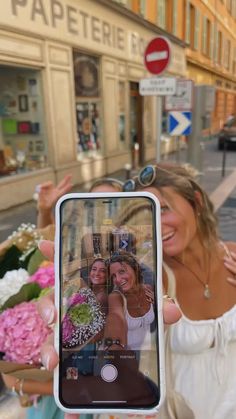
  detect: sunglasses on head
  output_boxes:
[123,165,156,192]
[90,177,124,192]
[106,251,137,266]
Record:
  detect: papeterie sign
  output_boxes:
[1,1,186,74]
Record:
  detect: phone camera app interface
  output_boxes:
[59,196,160,409]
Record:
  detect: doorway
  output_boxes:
[129,82,144,168]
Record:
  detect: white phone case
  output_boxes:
[54,191,165,414]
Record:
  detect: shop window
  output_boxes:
[118,81,126,143]
[0,66,48,177]
[73,51,101,158]
[76,102,101,156]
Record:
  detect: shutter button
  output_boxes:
[101,364,118,382]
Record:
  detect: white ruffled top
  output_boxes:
[125,303,154,350]
[168,287,236,418]
[113,288,154,350]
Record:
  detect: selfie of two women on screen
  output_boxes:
[58,196,160,407]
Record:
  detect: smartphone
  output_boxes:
[54,191,165,415]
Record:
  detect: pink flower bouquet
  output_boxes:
[28,262,54,289]
[0,302,52,365]
[62,287,105,349]
[0,231,55,380]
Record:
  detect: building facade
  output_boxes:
[0,0,186,210]
[119,0,236,133]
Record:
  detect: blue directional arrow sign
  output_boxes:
[168,111,192,136]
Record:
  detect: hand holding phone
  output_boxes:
[54,192,165,414]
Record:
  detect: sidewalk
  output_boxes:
[0,137,235,243]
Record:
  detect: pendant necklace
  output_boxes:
[126,287,144,315]
[173,255,211,299]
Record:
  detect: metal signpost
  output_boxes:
[143,36,172,162]
[165,79,194,162]
[187,85,215,173]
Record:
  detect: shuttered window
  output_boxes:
[194,8,200,50]
[172,0,178,35]
[202,16,207,54]
[158,0,166,29]
[185,0,190,43]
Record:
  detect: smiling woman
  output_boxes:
[103,251,154,352]
[129,162,236,419]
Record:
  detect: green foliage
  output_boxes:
[27,249,45,275]
[0,283,42,312]
[0,245,22,278]
[0,246,39,279]
[68,303,92,326]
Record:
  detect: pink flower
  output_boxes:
[0,302,52,364]
[68,293,86,308]
[62,313,75,344]
[28,263,54,288]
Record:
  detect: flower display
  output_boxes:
[68,292,86,308]
[0,268,29,307]
[62,287,105,348]
[7,223,42,255]
[28,262,54,288]
[0,223,55,374]
[0,301,52,364]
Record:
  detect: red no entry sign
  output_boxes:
[144,36,171,75]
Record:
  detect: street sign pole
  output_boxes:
[187,85,215,174]
[175,136,181,163]
[143,36,172,164]
[187,86,203,173]
[156,96,162,163]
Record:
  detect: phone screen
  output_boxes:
[57,194,163,411]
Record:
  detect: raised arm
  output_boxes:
[103,291,128,349]
[37,175,73,228]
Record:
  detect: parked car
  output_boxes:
[218,116,236,150]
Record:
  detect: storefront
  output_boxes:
[0,0,186,210]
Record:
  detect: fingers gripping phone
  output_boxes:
[54,192,165,415]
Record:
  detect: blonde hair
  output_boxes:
[137,163,219,250]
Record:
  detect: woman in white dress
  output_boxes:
[103,251,154,351]
[124,162,236,419]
